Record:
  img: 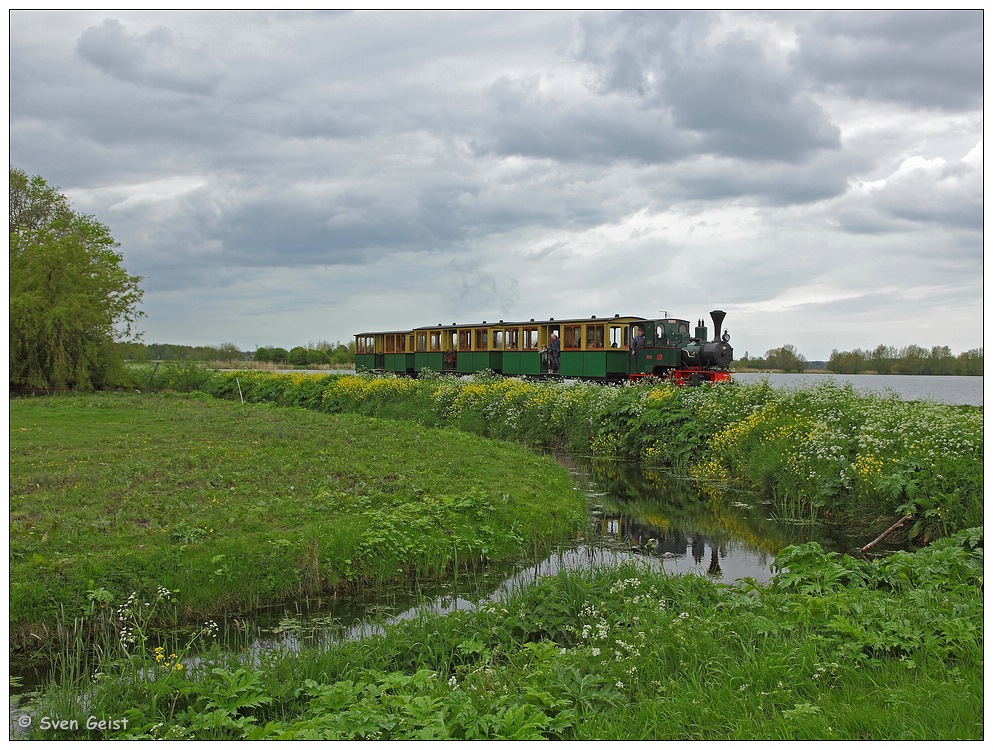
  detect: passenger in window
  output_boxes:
[549,331,560,373]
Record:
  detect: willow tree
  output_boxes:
[9,167,144,390]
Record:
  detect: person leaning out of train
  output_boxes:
[630,327,646,355]
[549,331,560,372]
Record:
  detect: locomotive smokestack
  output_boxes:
[709,310,726,342]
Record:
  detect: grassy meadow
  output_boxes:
[10,393,586,650]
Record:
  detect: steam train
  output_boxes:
[354,309,733,384]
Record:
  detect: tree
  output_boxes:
[218,342,243,360]
[764,344,808,373]
[9,167,144,390]
[288,346,310,367]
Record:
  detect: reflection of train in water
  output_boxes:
[355,309,733,384]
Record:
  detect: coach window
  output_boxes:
[459,331,472,351]
[609,325,626,349]
[475,329,488,350]
[563,325,582,350]
[385,335,395,353]
[492,330,504,350]
[416,332,427,352]
[505,328,519,350]
[586,324,604,349]
[524,328,539,350]
[429,332,441,352]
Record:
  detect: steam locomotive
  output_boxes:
[354,309,733,384]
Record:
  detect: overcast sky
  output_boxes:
[8,10,985,360]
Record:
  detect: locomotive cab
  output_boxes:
[630,309,732,384]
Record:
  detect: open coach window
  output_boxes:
[610,325,626,349]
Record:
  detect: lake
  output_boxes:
[732,372,983,406]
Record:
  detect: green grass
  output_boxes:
[198,370,982,543]
[9,393,586,651]
[16,530,983,740]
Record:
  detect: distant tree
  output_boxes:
[271,347,290,364]
[896,345,929,375]
[957,348,984,376]
[871,344,897,375]
[306,348,329,366]
[764,344,808,373]
[288,346,309,367]
[828,348,869,374]
[329,343,352,366]
[9,167,144,390]
[217,342,242,360]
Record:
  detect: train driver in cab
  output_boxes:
[631,326,646,355]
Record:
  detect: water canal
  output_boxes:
[203,453,866,659]
[8,449,902,701]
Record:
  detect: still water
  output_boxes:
[7,455,897,689]
[732,372,983,406]
[235,455,862,655]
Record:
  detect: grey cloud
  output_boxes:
[576,11,842,164]
[834,153,983,236]
[670,153,850,206]
[794,11,983,110]
[76,19,223,95]
[480,78,692,165]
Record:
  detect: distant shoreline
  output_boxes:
[731,368,981,377]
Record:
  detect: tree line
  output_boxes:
[735,344,982,375]
[734,345,810,373]
[826,345,982,376]
[119,341,355,367]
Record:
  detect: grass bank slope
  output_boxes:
[10,393,586,649]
